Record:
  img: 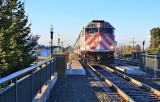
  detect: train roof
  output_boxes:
[92,20,105,23]
[86,20,115,29]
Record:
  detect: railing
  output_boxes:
[0,58,56,102]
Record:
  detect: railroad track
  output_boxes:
[86,64,160,102]
[115,59,140,66]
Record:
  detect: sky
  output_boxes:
[24,0,160,48]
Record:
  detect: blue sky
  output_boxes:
[24,0,160,48]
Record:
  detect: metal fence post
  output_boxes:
[13,78,17,102]
[155,57,157,78]
[50,60,52,80]
[54,60,56,75]
[39,65,42,93]
[31,70,34,99]
[45,62,48,85]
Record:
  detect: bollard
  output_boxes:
[53,53,67,79]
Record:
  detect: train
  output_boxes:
[73,20,115,65]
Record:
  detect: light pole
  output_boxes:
[50,25,54,57]
[61,37,63,52]
[58,34,60,52]
[142,39,145,53]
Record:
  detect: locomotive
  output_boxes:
[73,20,115,65]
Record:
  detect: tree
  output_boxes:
[115,44,126,57]
[134,45,141,52]
[0,0,39,78]
[125,45,131,54]
[147,27,160,53]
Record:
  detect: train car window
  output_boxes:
[99,28,114,34]
[85,28,98,34]
[100,28,105,33]
[106,28,113,34]
[85,28,90,34]
[90,28,93,33]
[86,27,115,34]
[92,28,98,33]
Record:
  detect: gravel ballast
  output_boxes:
[46,71,112,102]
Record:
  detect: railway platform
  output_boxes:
[66,53,86,75]
[46,53,115,102]
[46,73,113,102]
[114,65,145,74]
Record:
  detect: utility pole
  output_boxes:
[131,37,136,52]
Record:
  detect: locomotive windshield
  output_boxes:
[85,21,115,35]
[85,28,113,34]
[100,28,113,34]
[85,28,98,34]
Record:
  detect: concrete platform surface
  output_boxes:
[66,54,86,75]
[67,58,83,69]
[46,71,113,102]
[115,66,145,75]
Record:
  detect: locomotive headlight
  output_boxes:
[86,46,90,50]
[99,36,102,41]
[110,46,114,49]
[81,47,84,51]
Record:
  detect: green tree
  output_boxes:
[147,27,160,53]
[0,0,39,78]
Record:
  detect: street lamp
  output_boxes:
[50,25,54,57]
[142,39,145,53]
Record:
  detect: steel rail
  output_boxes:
[88,64,135,102]
[100,65,160,98]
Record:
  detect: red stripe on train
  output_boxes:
[101,34,112,46]
[85,35,91,41]
[109,35,114,41]
[100,41,108,50]
[86,34,99,46]
[91,41,100,49]
[91,34,108,50]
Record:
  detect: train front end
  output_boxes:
[82,20,115,65]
